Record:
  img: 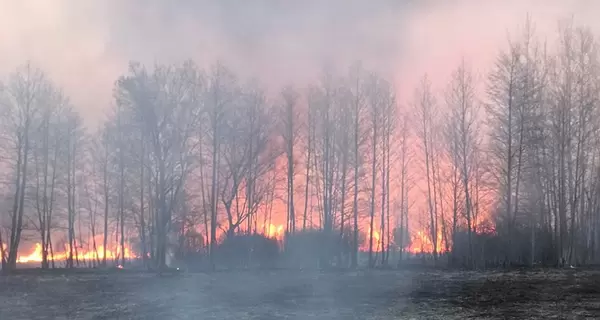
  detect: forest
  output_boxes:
[1,17,600,273]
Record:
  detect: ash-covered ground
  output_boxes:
[1,268,599,319]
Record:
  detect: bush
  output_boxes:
[282,229,353,269]
[214,233,280,269]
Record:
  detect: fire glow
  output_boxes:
[11,223,465,265]
[407,230,446,254]
[361,226,448,254]
[264,224,285,240]
[15,243,136,264]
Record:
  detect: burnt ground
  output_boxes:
[1,268,599,319]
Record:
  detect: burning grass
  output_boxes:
[1,268,599,319]
[15,242,137,264]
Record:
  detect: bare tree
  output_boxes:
[347,63,367,268]
[114,61,202,270]
[218,83,276,237]
[413,75,439,262]
[547,21,600,265]
[396,114,413,264]
[0,63,46,271]
[97,123,113,267]
[31,86,66,268]
[381,81,397,266]
[279,86,301,236]
[65,108,84,268]
[445,58,481,268]
[307,68,339,267]
[486,37,526,264]
[205,63,235,269]
[302,88,315,232]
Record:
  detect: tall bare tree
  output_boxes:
[0,63,46,271]
[114,61,202,270]
[446,59,481,268]
[347,63,367,268]
[413,75,439,262]
[279,86,300,236]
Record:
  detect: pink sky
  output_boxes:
[1,0,599,126]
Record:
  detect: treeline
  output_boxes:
[0,59,401,272]
[1,18,600,272]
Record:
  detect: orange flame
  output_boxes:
[359,227,382,252]
[16,242,136,264]
[407,229,446,254]
[263,224,284,240]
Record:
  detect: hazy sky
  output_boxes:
[1,0,599,126]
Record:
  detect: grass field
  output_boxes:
[1,268,599,319]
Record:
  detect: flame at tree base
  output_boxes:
[10,222,493,265]
[407,230,447,254]
[16,243,136,264]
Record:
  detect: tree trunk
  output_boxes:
[368,112,377,268]
[303,136,311,232]
[103,142,109,267]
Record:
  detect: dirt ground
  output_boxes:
[1,268,599,319]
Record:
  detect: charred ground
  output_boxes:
[1,268,599,319]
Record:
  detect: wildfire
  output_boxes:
[407,229,447,254]
[16,242,136,264]
[359,227,382,252]
[264,224,284,240]
[8,222,479,265]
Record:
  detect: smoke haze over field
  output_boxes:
[5,4,600,319]
[1,0,599,126]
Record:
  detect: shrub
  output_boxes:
[283,229,351,269]
[215,233,280,269]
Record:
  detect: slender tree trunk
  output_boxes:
[385,117,391,265]
[45,145,58,267]
[368,113,377,268]
[7,142,23,271]
[209,89,220,270]
[303,132,311,232]
[286,95,296,236]
[140,137,147,266]
[339,129,349,266]
[90,209,99,267]
[398,123,407,265]
[66,129,76,269]
[102,143,109,267]
[119,141,125,266]
[352,113,360,268]
[422,116,437,263]
[8,126,30,271]
[380,134,386,266]
[197,136,209,252]
[451,148,459,266]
